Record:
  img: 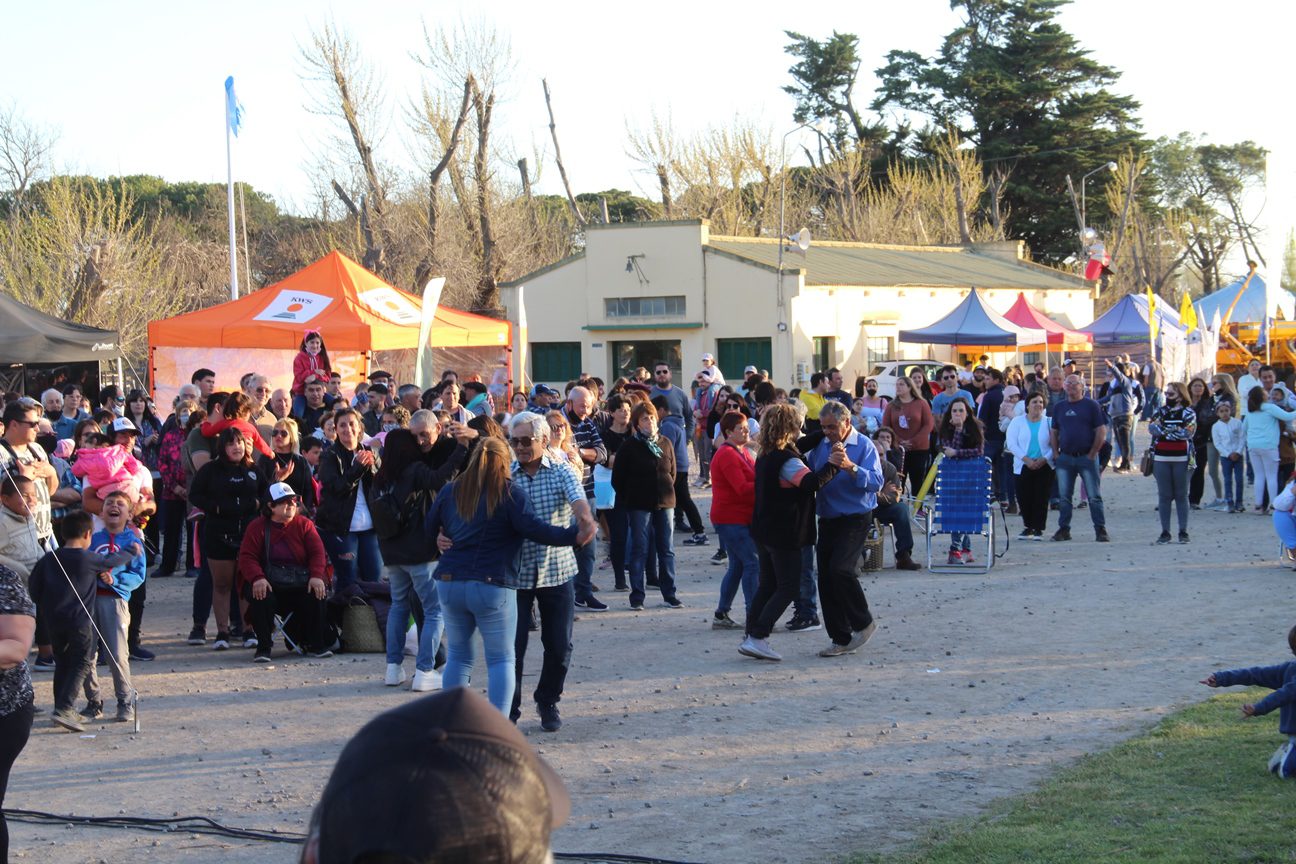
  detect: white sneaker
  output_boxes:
[384,663,405,687]
[737,636,782,661]
[411,669,442,692]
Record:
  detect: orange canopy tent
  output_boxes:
[1002,292,1093,352]
[148,251,510,404]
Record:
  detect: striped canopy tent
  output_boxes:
[898,288,1046,352]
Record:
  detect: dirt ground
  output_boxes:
[8,466,1293,863]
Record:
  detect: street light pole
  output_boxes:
[1079,161,1119,236]
[775,123,822,387]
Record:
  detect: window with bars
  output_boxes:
[604,295,686,318]
[866,337,893,366]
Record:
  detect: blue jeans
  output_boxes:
[383,561,442,671]
[1274,511,1296,550]
[573,497,597,602]
[795,545,818,618]
[1141,387,1163,421]
[322,529,382,596]
[626,509,678,606]
[1223,454,1245,508]
[436,579,518,714]
[984,439,1014,505]
[1054,453,1105,531]
[872,501,914,556]
[714,524,758,617]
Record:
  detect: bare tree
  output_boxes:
[542,79,586,228]
[301,22,392,277]
[471,80,502,311]
[0,177,224,357]
[626,113,680,218]
[0,103,56,210]
[411,75,475,287]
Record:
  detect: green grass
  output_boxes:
[851,690,1296,864]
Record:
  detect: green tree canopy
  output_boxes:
[872,0,1143,261]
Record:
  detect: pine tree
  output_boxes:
[872,0,1143,262]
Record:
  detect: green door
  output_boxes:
[715,338,772,383]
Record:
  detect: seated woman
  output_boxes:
[425,437,593,714]
[236,482,335,662]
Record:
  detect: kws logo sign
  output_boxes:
[253,291,333,323]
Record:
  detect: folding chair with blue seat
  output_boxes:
[925,456,996,573]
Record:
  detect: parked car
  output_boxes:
[867,360,945,399]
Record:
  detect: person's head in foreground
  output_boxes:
[301,686,569,864]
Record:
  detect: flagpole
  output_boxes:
[226,103,239,301]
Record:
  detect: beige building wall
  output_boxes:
[502,220,1096,389]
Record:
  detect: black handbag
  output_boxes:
[263,521,312,589]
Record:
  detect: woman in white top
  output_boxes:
[1005,391,1054,539]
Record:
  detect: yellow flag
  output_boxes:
[1146,287,1158,340]
[1178,291,1198,333]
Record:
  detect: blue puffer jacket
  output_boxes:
[1215,660,1296,734]
[425,481,577,585]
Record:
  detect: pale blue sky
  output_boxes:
[2,0,1289,245]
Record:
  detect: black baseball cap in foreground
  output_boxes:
[304,686,570,864]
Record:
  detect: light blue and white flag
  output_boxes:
[225,76,244,137]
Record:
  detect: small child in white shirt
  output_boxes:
[1211,400,1245,513]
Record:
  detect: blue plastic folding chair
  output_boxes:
[925,456,996,573]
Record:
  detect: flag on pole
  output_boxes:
[1178,291,1198,333]
[1146,287,1159,341]
[415,277,446,389]
[1258,314,1269,347]
[225,76,244,137]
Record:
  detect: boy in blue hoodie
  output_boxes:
[85,491,147,723]
[1201,624,1296,778]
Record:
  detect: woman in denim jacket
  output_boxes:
[426,437,593,713]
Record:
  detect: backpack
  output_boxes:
[369,480,427,540]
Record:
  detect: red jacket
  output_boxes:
[709,442,755,525]
[292,351,331,396]
[200,417,274,458]
[237,514,329,593]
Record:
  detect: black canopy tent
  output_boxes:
[0,292,120,396]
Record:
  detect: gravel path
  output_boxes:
[8,468,1290,863]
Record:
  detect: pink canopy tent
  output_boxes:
[1001,293,1092,367]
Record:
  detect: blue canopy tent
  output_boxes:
[1194,273,1293,326]
[1084,293,1185,345]
[898,288,1046,350]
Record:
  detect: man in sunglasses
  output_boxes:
[930,365,974,422]
[2,398,64,669]
[505,412,597,730]
[649,362,693,442]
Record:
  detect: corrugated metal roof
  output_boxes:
[706,237,1085,291]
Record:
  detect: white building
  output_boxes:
[500,219,1093,389]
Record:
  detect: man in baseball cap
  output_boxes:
[301,687,569,864]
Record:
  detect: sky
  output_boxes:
[2,0,1291,269]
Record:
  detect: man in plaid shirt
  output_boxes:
[507,412,596,732]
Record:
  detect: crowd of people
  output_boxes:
[8,331,1296,854]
